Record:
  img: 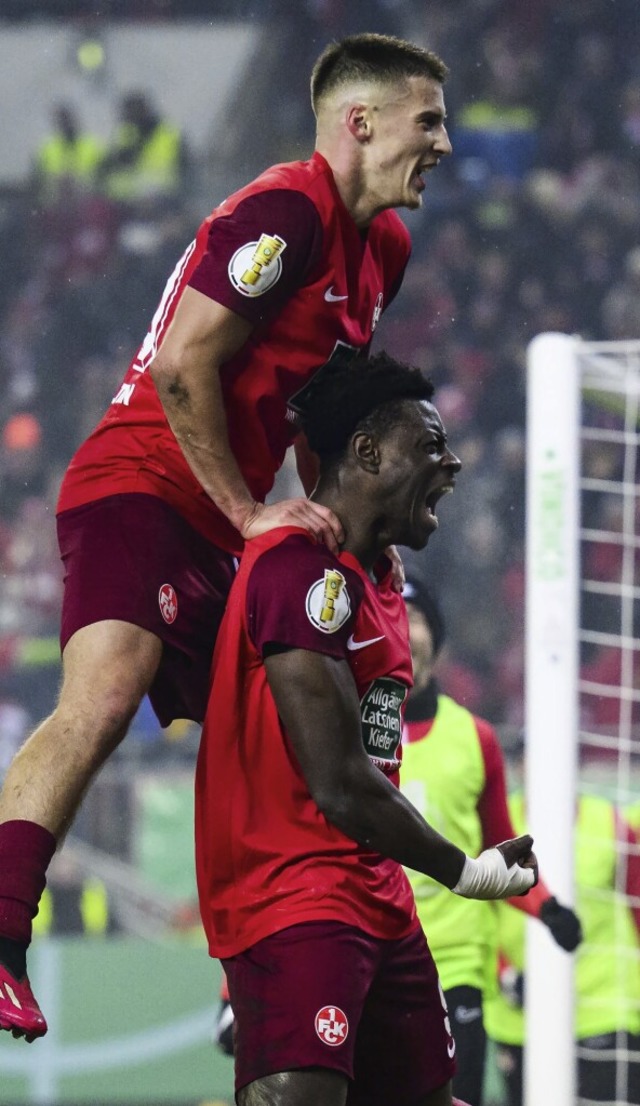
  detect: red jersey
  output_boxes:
[58,153,411,555]
[195,527,417,958]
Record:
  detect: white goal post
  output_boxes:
[524,332,640,1106]
[525,332,581,1106]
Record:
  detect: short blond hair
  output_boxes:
[310,32,448,114]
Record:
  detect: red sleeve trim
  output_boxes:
[616,813,640,936]
[475,717,519,849]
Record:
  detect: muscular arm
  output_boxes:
[150,287,256,531]
[150,287,342,547]
[264,647,467,889]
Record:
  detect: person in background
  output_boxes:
[32,104,104,208]
[485,771,640,1106]
[98,91,188,208]
[31,852,113,938]
[400,577,582,1106]
[0,32,455,1042]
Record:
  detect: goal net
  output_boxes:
[525,333,640,1106]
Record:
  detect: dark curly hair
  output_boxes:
[296,350,435,466]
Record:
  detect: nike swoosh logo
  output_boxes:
[324,286,348,302]
[454,1005,482,1024]
[346,634,385,652]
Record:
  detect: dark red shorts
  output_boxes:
[57,493,236,726]
[222,920,456,1105]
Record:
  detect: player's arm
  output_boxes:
[150,288,342,550]
[477,722,552,912]
[476,721,582,947]
[264,647,536,898]
[617,813,640,937]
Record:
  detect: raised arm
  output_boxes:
[150,287,342,549]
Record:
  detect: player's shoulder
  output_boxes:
[222,155,327,211]
[249,529,360,586]
[247,530,364,621]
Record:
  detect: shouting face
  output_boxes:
[363,75,452,212]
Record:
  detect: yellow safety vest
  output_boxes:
[103,122,182,201]
[401,695,495,991]
[33,878,109,938]
[485,794,640,1043]
[36,134,104,201]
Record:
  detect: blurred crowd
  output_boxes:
[0,0,639,764]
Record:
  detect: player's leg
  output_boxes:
[577,1031,634,1103]
[0,619,162,1040]
[494,1042,523,1106]
[0,620,162,833]
[237,1069,348,1106]
[348,924,456,1106]
[223,922,379,1106]
[445,985,487,1106]
[0,493,236,1040]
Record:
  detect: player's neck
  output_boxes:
[316,141,378,230]
[312,481,391,572]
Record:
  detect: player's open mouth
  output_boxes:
[425,483,455,524]
[414,162,436,191]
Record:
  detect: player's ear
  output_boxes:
[346,103,371,143]
[352,430,380,472]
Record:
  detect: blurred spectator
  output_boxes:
[0,413,47,521]
[32,104,104,209]
[602,245,640,340]
[32,853,114,937]
[453,29,540,182]
[98,91,189,210]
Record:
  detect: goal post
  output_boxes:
[525,332,581,1106]
[524,333,640,1106]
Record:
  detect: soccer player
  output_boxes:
[0,33,454,1040]
[400,578,582,1106]
[195,350,538,1106]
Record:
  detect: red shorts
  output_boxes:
[222,920,456,1105]
[57,493,236,726]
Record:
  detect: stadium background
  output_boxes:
[0,1,638,1103]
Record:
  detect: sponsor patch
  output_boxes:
[159,583,178,625]
[360,677,406,769]
[315,1005,349,1047]
[305,569,350,633]
[228,233,287,297]
[372,290,383,330]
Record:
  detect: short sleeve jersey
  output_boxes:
[195,527,416,958]
[57,154,411,555]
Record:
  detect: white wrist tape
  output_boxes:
[453,847,535,900]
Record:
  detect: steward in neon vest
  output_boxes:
[485,792,640,1046]
[99,91,185,204]
[34,105,103,206]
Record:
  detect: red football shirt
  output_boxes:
[58,154,411,554]
[195,527,417,958]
